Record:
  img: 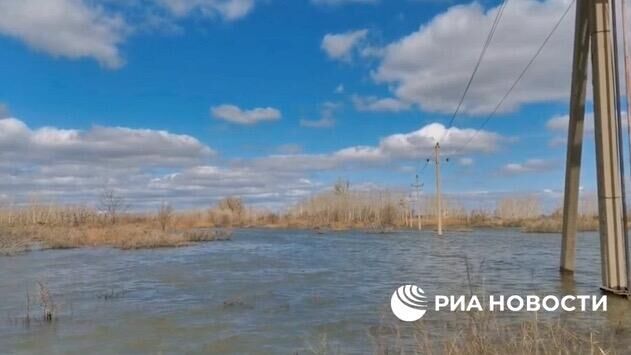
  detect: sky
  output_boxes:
[0,0,617,211]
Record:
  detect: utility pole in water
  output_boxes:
[411,174,423,231]
[561,0,630,295]
[434,143,443,236]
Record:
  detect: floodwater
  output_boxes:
[1,229,631,354]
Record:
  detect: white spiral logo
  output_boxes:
[390,285,428,322]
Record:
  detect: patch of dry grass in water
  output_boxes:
[0,228,31,255]
[3,224,231,251]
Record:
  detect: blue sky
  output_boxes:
[0,0,607,209]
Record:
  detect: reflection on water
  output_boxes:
[0,229,630,353]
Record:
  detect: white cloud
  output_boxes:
[352,95,411,112]
[0,117,214,167]
[501,158,557,175]
[321,29,369,62]
[0,0,128,69]
[211,104,281,125]
[0,117,323,209]
[373,0,575,115]
[0,0,262,68]
[372,122,501,158]
[0,117,505,209]
[257,122,503,171]
[157,0,256,20]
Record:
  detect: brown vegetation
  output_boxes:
[0,196,235,253]
[0,182,603,256]
[273,184,600,233]
[367,314,618,355]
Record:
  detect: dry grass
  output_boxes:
[0,187,604,256]
[409,315,616,355]
[0,228,30,255]
[0,200,237,253]
[183,229,232,242]
[521,216,600,233]
[0,218,231,253]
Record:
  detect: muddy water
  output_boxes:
[1,229,630,354]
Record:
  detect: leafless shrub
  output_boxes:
[98,188,128,225]
[495,196,542,221]
[157,201,173,231]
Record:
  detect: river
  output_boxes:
[1,229,630,354]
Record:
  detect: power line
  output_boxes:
[418,159,430,175]
[453,0,575,156]
[438,0,509,143]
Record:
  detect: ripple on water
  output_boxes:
[0,228,628,353]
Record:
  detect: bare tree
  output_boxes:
[98,188,127,224]
[157,201,173,231]
[217,197,245,217]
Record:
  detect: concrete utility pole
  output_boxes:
[434,143,443,236]
[411,174,423,231]
[561,0,630,294]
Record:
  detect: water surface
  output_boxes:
[1,229,630,354]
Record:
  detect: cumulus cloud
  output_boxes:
[0,118,214,166]
[0,0,128,68]
[368,122,501,158]
[321,29,369,62]
[373,0,575,115]
[0,117,323,209]
[211,104,281,125]
[0,0,262,68]
[352,95,411,112]
[0,117,504,209]
[501,158,558,175]
[255,122,503,172]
